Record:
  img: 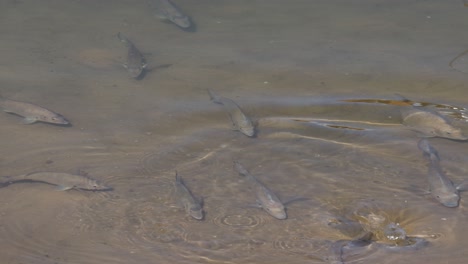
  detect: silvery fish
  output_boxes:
[418,139,464,207]
[1,172,111,191]
[327,232,373,264]
[233,161,286,219]
[117,33,147,79]
[174,171,204,220]
[208,89,256,137]
[401,107,467,140]
[327,240,347,264]
[154,0,192,30]
[0,97,69,125]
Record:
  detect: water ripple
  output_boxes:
[212,208,268,230]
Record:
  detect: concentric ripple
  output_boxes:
[272,236,331,258]
[212,207,268,230]
[216,213,264,228]
[0,188,140,264]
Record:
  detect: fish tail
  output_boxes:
[207,89,222,104]
[175,170,182,183]
[0,176,11,185]
[233,161,250,177]
[417,139,440,161]
[394,93,412,103]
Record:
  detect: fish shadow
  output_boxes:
[86,187,114,192]
[134,69,148,80]
[33,121,72,128]
[54,122,72,128]
[0,180,114,192]
[139,64,172,80]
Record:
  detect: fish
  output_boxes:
[208,89,256,137]
[328,216,366,238]
[418,139,463,207]
[1,172,111,191]
[327,240,347,264]
[402,107,467,140]
[0,97,69,125]
[153,0,192,30]
[174,171,204,220]
[117,33,147,79]
[327,232,373,264]
[233,161,286,219]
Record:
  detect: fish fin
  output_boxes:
[405,184,431,196]
[395,93,423,106]
[145,63,172,72]
[155,13,169,21]
[151,4,167,18]
[252,119,259,128]
[75,168,89,177]
[231,123,239,131]
[207,89,222,104]
[55,185,72,191]
[22,117,37,124]
[283,197,309,206]
[422,189,431,195]
[349,232,374,246]
[394,93,412,102]
[414,131,435,138]
[233,160,250,176]
[241,203,262,209]
[117,32,130,46]
[3,109,14,113]
[456,180,468,191]
[417,139,440,160]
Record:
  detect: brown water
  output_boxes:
[2,0,468,263]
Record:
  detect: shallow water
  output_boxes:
[2,0,468,263]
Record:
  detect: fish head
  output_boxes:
[265,204,287,220]
[239,125,255,137]
[188,205,204,220]
[433,190,460,207]
[433,127,467,140]
[128,65,145,79]
[40,113,69,125]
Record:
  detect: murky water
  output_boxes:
[2,0,468,263]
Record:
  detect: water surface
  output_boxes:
[1,1,468,263]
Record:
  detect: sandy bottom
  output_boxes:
[1,1,468,263]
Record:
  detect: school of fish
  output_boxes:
[2,2,468,263]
